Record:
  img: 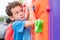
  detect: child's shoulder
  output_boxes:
[12,21,25,29]
[13,20,25,25]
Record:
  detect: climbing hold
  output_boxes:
[46,6,50,12]
[35,19,43,33]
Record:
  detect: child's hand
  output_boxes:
[25,8,29,20]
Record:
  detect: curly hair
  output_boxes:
[6,1,22,16]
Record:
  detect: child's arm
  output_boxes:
[25,4,36,27]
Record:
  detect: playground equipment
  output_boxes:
[35,19,43,33]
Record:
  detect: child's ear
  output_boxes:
[9,16,15,21]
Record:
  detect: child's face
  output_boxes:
[10,6,25,21]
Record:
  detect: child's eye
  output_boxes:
[21,10,23,11]
[15,12,19,14]
[17,12,19,13]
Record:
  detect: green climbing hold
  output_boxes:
[35,19,43,33]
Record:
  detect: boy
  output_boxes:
[5,1,36,40]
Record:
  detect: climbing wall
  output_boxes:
[31,0,49,40]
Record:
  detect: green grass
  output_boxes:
[0,18,4,21]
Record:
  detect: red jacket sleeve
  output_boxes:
[5,24,14,40]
